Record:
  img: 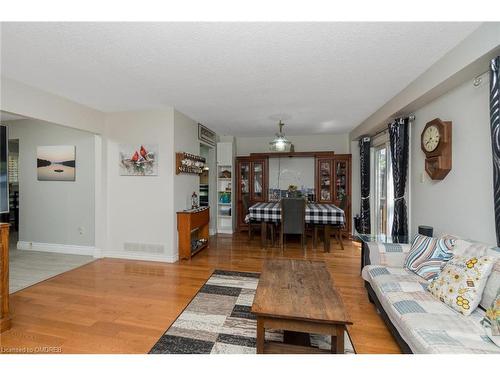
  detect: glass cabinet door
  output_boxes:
[318,159,332,202]
[237,160,251,228]
[335,160,348,202]
[251,161,264,201]
[239,161,250,196]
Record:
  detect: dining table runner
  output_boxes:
[248,202,345,225]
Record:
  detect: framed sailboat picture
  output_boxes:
[119,144,158,176]
[37,145,76,181]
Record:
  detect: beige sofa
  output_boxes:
[362,240,500,354]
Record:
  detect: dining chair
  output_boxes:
[242,194,260,240]
[330,195,348,250]
[280,198,307,253]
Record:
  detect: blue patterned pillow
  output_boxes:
[404,234,455,281]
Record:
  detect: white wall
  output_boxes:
[410,75,495,244]
[173,110,200,212]
[350,23,500,140]
[1,77,105,134]
[1,78,215,262]
[7,118,95,247]
[173,109,201,258]
[268,157,315,192]
[104,109,176,262]
[199,143,217,235]
[235,133,350,156]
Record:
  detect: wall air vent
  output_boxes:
[123,242,164,254]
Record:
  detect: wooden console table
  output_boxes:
[0,223,11,332]
[177,207,210,260]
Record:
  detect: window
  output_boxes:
[372,135,394,237]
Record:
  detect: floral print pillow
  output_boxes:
[428,255,495,316]
[481,292,500,347]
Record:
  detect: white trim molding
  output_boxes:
[217,229,234,235]
[103,251,178,263]
[17,241,98,257]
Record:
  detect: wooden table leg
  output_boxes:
[337,231,344,250]
[261,222,267,249]
[313,226,318,248]
[324,225,331,253]
[256,317,265,354]
[333,325,344,354]
[331,334,337,354]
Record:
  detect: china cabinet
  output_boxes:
[236,157,250,231]
[0,223,10,332]
[250,158,268,202]
[317,158,333,203]
[236,152,351,236]
[315,154,351,236]
[236,156,268,231]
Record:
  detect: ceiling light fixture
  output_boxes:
[269,120,291,152]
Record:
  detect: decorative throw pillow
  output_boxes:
[481,259,500,309]
[428,255,495,316]
[404,234,455,281]
[451,240,500,309]
[453,239,490,257]
[481,291,500,347]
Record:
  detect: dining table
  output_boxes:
[247,202,346,252]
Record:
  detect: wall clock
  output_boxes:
[421,118,452,180]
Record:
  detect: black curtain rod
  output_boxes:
[370,115,415,139]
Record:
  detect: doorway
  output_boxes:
[8,139,19,246]
[1,112,96,293]
[199,143,217,235]
[199,144,210,207]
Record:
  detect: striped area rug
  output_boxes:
[149,270,355,354]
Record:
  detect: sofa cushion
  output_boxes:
[450,240,500,309]
[364,265,500,353]
[366,241,412,268]
[404,234,455,281]
[482,260,500,309]
[428,255,495,316]
[481,292,500,347]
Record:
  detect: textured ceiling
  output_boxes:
[0,22,480,136]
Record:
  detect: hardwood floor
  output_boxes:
[0,233,401,354]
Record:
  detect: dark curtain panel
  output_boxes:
[359,136,371,233]
[388,118,409,240]
[490,56,500,246]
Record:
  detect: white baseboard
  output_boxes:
[217,229,234,234]
[17,242,178,263]
[17,241,98,257]
[103,251,178,263]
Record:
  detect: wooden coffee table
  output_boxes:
[251,259,352,354]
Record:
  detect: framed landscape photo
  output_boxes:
[198,123,216,146]
[37,145,76,181]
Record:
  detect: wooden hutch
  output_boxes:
[0,223,11,332]
[236,152,352,238]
